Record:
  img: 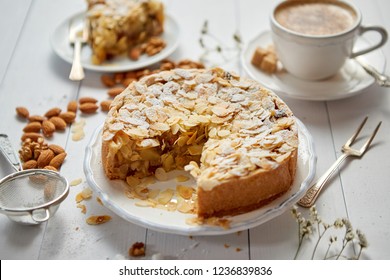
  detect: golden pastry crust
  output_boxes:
[101,67,298,218]
[197,148,297,217]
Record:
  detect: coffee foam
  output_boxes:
[275,0,357,36]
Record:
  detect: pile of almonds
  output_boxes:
[16,106,74,171]
[15,97,102,170]
[129,37,167,61]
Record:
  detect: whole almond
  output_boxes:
[129,47,141,61]
[44,107,61,118]
[67,100,78,113]
[49,116,67,130]
[21,132,43,141]
[37,149,55,168]
[23,122,42,133]
[43,165,58,172]
[42,120,56,137]
[49,152,67,169]
[100,100,112,112]
[114,72,124,83]
[79,97,98,104]
[121,77,137,87]
[101,74,116,87]
[48,144,65,155]
[16,107,30,119]
[79,103,99,114]
[125,71,137,79]
[28,115,46,123]
[107,87,125,98]
[22,159,38,170]
[59,111,76,124]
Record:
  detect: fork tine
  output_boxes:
[359,121,382,154]
[344,116,368,147]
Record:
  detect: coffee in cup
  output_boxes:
[270,0,388,80]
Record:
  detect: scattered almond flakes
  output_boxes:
[77,203,87,214]
[126,176,141,188]
[135,200,156,207]
[75,187,93,202]
[224,244,230,248]
[177,198,194,214]
[176,175,190,182]
[129,242,145,257]
[96,197,104,206]
[86,215,112,225]
[71,118,86,141]
[147,189,160,199]
[70,178,83,186]
[176,185,194,200]
[154,167,168,181]
[157,189,174,205]
[186,216,231,229]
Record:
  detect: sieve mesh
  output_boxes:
[0,170,68,211]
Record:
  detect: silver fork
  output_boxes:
[355,58,390,87]
[298,117,382,208]
[69,18,89,81]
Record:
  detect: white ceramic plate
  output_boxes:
[84,119,316,236]
[51,12,180,72]
[241,30,387,101]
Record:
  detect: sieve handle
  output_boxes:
[0,134,22,172]
[31,208,51,223]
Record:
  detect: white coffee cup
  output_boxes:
[270,0,388,81]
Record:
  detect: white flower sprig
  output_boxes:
[291,205,368,260]
[198,20,242,67]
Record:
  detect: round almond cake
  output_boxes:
[102,67,298,218]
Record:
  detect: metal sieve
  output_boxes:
[0,134,69,225]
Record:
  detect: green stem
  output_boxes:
[294,223,303,260]
[356,246,363,260]
[324,242,333,260]
[312,225,328,260]
[336,239,349,260]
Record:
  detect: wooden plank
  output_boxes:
[325,0,390,260]
[237,0,349,259]
[143,0,250,260]
[0,0,32,84]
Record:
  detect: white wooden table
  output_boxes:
[0,0,389,260]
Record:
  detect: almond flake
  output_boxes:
[70,178,83,187]
[176,175,190,182]
[157,189,174,205]
[86,215,112,225]
[176,185,194,199]
[155,167,168,181]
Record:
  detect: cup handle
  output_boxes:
[350,26,388,58]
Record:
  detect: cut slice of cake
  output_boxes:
[86,0,164,64]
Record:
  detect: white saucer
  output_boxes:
[51,12,180,73]
[241,31,387,101]
[83,119,316,236]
